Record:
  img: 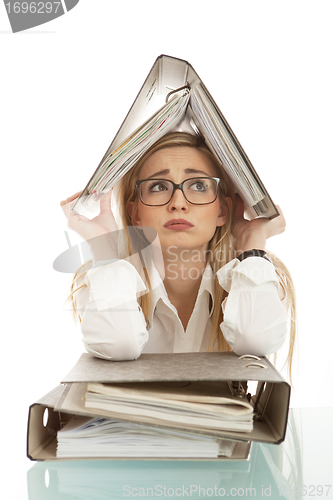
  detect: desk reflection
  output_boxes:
[27,410,302,500]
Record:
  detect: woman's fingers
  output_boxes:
[60,197,78,220]
[267,205,286,237]
[60,191,86,222]
[60,191,82,207]
[233,194,245,219]
[60,188,118,241]
[99,189,113,214]
[60,189,112,218]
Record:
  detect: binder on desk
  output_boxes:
[73,54,278,220]
[27,352,290,461]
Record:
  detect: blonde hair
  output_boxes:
[67,132,297,381]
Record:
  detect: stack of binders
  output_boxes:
[27,352,290,461]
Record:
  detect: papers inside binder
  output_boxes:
[57,416,238,459]
[83,380,254,433]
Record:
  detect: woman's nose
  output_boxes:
[168,187,189,211]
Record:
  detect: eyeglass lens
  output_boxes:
[139,178,218,206]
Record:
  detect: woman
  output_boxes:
[61,132,296,377]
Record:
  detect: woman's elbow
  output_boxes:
[83,340,141,361]
[221,297,289,357]
[232,319,288,357]
[80,312,146,361]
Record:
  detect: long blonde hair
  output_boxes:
[68,132,297,380]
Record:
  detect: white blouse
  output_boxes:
[76,256,288,361]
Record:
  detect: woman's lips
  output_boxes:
[164,219,194,230]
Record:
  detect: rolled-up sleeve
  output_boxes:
[217,257,288,356]
[77,260,149,361]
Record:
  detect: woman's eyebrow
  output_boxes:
[185,168,209,176]
[147,168,209,178]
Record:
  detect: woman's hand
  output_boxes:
[231,195,286,254]
[60,189,118,241]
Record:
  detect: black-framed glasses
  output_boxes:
[135,177,221,206]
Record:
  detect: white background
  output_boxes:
[1,1,332,498]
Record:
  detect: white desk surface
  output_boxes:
[4,407,332,500]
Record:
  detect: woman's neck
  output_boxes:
[162,247,208,330]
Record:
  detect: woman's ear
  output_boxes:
[127,201,141,226]
[216,196,232,227]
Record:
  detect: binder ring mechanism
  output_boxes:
[239,354,267,369]
[165,83,191,103]
[229,356,267,401]
[238,355,271,421]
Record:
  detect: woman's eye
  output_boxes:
[148,182,168,192]
[190,181,206,191]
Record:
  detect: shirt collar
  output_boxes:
[147,262,215,329]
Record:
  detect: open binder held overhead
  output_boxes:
[73,54,278,220]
